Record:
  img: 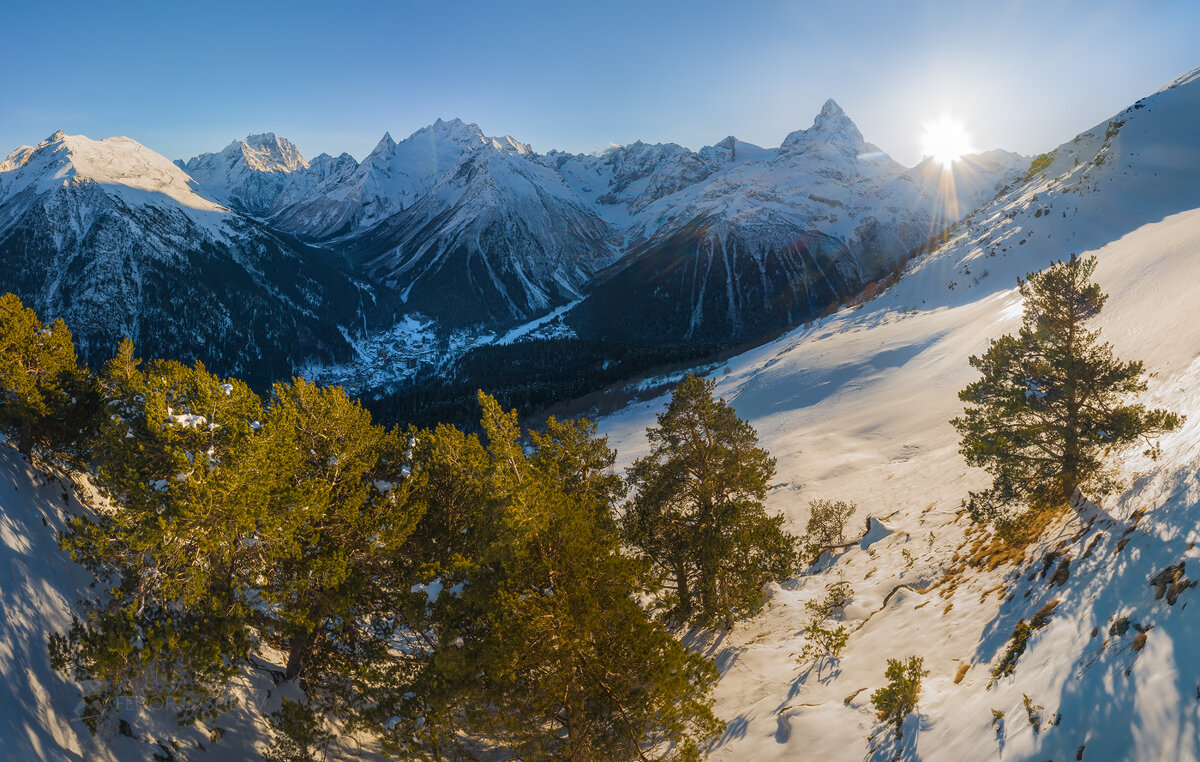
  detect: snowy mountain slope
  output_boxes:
[568,102,1025,348]
[343,141,616,327]
[0,131,224,219]
[0,446,100,762]
[164,106,1021,371]
[175,133,310,216]
[0,132,379,386]
[596,66,1200,760]
[266,119,525,240]
[0,439,307,762]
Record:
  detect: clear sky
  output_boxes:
[3,0,1198,166]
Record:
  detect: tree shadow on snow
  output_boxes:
[706,713,750,753]
[785,654,843,705]
[865,713,929,762]
[969,464,1200,761]
[682,627,747,675]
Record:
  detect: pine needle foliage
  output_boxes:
[385,393,723,761]
[0,293,95,457]
[18,295,723,758]
[624,374,799,628]
[871,656,929,737]
[952,255,1182,539]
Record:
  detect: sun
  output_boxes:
[921,116,973,168]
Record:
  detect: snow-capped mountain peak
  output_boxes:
[267,118,530,239]
[367,131,397,158]
[779,98,880,161]
[1,131,223,213]
[177,132,313,215]
[232,132,308,173]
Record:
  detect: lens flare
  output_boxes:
[921,116,973,168]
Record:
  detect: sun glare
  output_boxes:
[921,116,973,168]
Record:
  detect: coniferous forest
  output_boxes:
[0,292,799,760]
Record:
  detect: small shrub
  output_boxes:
[805,499,857,553]
[871,656,929,737]
[990,600,1059,685]
[1026,153,1053,178]
[954,663,970,684]
[1132,631,1149,652]
[798,582,853,662]
[1022,693,1043,734]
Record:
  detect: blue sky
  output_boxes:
[3,0,1198,166]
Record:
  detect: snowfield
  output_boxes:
[4,68,1200,761]
[599,66,1200,761]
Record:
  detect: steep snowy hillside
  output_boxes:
[0,445,103,762]
[0,440,291,762]
[267,119,523,240]
[344,141,616,326]
[175,133,310,216]
[0,132,378,386]
[597,66,1200,761]
[568,101,1025,348]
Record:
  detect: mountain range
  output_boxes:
[0,102,1026,396]
[6,65,1200,761]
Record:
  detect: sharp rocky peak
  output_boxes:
[226,133,308,173]
[779,98,870,158]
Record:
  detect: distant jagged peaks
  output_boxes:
[392,117,531,156]
[697,135,771,167]
[306,151,359,180]
[175,133,318,216]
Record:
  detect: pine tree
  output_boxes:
[0,293,93,457]
[255,379,421,728]
[871,656,929,737]
[952,255,1182,538]
[623,373,798,628]
[389,393,722,760]
[54,353,268,729]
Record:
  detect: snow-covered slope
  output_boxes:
[568,101,1024,347]
[175,133,311,216]
[0,131,224,217]
[0,132,376,386]
[172,106,1022,361]
[267,118,525,240]
[0,446,102,762]
[344,141,616,326]
[596,66,1200,760]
